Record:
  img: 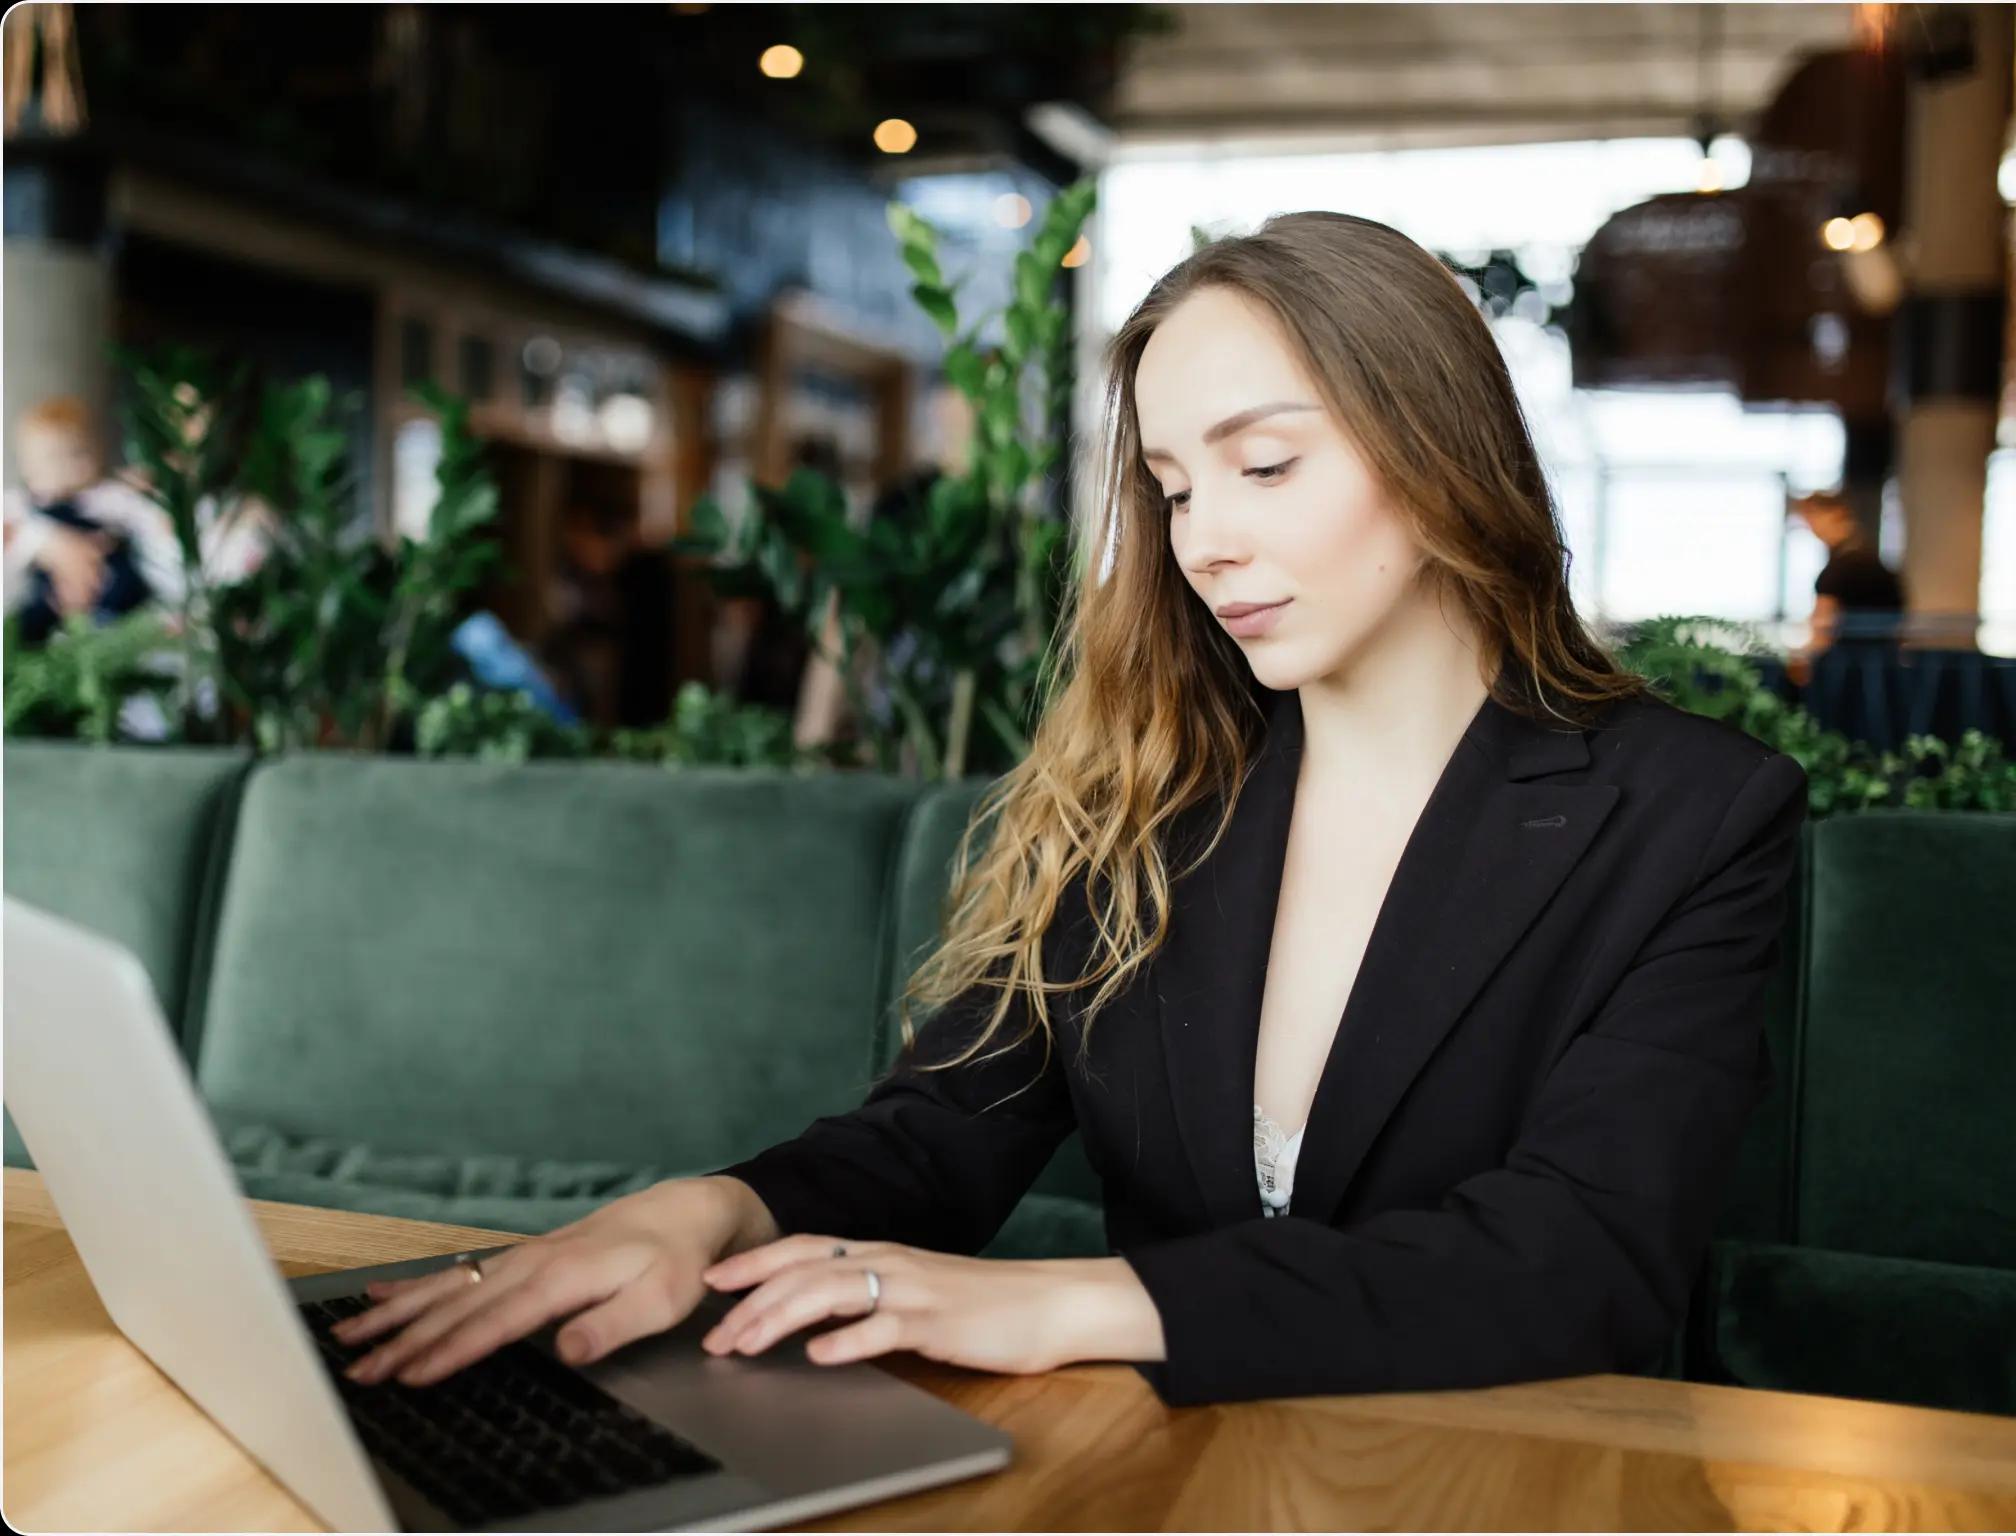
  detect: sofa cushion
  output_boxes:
[3,742,251,1167]
[223,1118,666,1234]
[1709,1237,2016,1417]
[194,755,918,1174]
[220,1117,1108,1257]
[1795,812,2016,1268]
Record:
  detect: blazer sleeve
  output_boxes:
[1114,749,1809,1408]
[700,881,1086,1257]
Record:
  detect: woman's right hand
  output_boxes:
[330,1175,775,1389]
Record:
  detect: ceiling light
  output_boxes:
[874,119,917,154]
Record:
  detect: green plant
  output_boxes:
[1616,615,2016,816]
[114,346,501,752]
[415,679,820,771]
[675,177,1096,781]
[605,680,827,770]
[412,683,591,763]
[111,342,255,740]
[675,466,1014,776]
[2,608,179,742]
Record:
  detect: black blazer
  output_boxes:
[709,683,1809,1408]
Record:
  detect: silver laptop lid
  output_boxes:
[4,895,399,1532]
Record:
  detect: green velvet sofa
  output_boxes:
[4,740,2011,1419]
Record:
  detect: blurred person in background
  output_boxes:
[1785,489,1905,688]
[3,393,275,647]
[3,396,173,644]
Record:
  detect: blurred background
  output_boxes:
[5,2,2011,767]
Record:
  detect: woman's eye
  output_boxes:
[1159,457,1297,513]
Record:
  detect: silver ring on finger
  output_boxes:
[863,1267,880,1313]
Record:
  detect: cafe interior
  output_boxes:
[3,3,2013,1531]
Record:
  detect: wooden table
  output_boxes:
[9,1166,2016,1531]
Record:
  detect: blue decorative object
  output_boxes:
[450,611,580,725]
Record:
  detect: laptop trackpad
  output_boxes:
[587,1291,1011,1502]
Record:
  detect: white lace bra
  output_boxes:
[1253,1104,1306,1217]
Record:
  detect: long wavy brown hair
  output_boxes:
[887,210,1650,1105]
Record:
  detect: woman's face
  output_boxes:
[1133,285,1427,692]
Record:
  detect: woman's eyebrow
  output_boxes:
[1141,400,1320,464]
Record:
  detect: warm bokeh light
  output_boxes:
[759,45,803,79]
[994,193,1032,229]
[1849,211,1885,252]
[873,118,918,154]
[1061,234,1090,268]
[1695,157,1723,195]
[1851,1,1895,51]
[1821,216,1857,252]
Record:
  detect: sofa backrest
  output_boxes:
[2,742,251,1167]
[190,753,919,1173]
[12,743,2003,1275]
[1792,810,2016,1269]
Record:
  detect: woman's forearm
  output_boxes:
[1041,1256,1168,1365]
[691,1175,782,1257]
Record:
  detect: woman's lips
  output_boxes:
[1219,599,1291,638]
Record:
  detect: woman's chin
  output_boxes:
[1244,653,1309,692]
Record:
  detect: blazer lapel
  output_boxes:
[1154,684,1620,1231]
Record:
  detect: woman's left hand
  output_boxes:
[697,1234,1084,1375]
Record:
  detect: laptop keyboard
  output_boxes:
[298,1293,723,1527]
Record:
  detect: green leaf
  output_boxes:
[689,493,729,548]
[981,389,1020,450]
[1014,250,1049,312]
[911,283,959,337]
[1004,306,1036,363]
[886,201,934,248]
[999,440,1032,493]
[944,343,985,399]
[900,243,944,288]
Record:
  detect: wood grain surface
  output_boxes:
[8,1168,2015,1532]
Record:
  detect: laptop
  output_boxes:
[2,896,1014,1531]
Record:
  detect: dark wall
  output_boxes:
[658,96,1064,362]
[111,230,377,509]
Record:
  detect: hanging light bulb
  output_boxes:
[873,118,917,154]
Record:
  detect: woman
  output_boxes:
[331,212,1808,1408]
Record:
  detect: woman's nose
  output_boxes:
[1178,500,1250,569]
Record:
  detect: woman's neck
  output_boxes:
[1295,589,1495,786]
